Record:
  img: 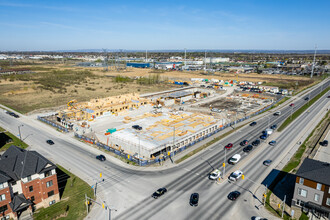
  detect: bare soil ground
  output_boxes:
[0,61,318,114]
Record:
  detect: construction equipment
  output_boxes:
[67,99,77,110]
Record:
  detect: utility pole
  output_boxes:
[146,49,148,63]
[223,147,226,177]
[18,124,24,141]
[234,111,237,129]
[204,50,207,74]
[263,185,268,206]
[184,48,187,70]
[85,194,88,215]
[310,45,317,78]
[172,126,176,157]
[282,195,286,218]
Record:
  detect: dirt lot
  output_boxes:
[0,61,318,114]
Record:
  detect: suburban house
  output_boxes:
[0,145,59,219]
[292,158,330,218]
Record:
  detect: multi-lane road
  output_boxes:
[0,79,328,220]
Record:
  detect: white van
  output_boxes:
[228,154,241,164]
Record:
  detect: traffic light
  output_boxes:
[263,193,267,198]
[100,173,102,178]
[241,175,245,180]
[102,203,105,209]
[222,163,225,167]
[278,203,281,209]
[168,151,171,156]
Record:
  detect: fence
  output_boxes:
[74,95,285,166]
[38,116,69,133]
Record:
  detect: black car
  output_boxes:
[270,124,277,130]
[304,97,309,101]
[250,122,257,126]
[7,111,19,118]
[240,140,248,146]
[252,139,261,146]
[152,188,167,199]
[46,140,54,145]
[132,125,142,130]
[189,193,199,206]
[96,154,106,161]
[320,140,328,147]
[228,191,241,201]
[260,135,268,140]
[243,145,253,152]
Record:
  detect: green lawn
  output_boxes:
[0,126,28,151]
[33,165,94,220]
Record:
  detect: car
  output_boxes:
[260,135,268,140]
[229,170,243,181]
[211,108,219,112]
[252,217,268,220]
[96,154,106,161]
[209,169,222,180]
[243,145,253,152]
[227,191,241,201]
[152,188,167,199]
[189,193,199,206]
[132,125,142,130]
[46,140,54,145]
[7,111,20,118]
[270,124,277,130]
[225,143,233,149]
[273,111,281,116]
[269,140,277,146]
[252,139,260,146]
[263,160,272,166]
[304,97,309,101]
[228,154,241,165]
[250,122,257,126]
[240,140,248,146]
[289,103,294,107]
[320,140,328,146]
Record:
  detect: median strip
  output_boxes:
[278,86,330,132]
[175,124,246,164]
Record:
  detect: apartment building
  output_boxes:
[292,158,330,218]
[0,145,59,219]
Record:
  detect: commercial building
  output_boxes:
[292,158,330,218]
[0,146,60,219]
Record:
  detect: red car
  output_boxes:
[225,143,233,149]
[289,103,294,107]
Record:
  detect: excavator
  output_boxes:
[67,99,77,110]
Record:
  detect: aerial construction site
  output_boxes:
[40,81,279,163]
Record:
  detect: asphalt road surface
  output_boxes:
[0,79,328,220]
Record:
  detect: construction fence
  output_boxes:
[73,95,285,166]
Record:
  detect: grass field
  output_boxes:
[0,126,28,151]
[0,61,319,114]
[33,165,94,220]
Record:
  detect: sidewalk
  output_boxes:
[250,94,329,219]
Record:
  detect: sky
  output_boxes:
[0,0,330,51]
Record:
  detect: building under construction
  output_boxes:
[95,109,223,160]
[58,93,150,122]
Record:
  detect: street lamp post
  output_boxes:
[18,125,24,141]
